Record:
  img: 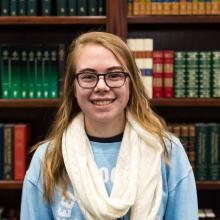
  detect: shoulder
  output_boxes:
[162,133,193,191]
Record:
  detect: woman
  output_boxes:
[21,32,198,220]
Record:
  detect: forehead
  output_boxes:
[75,43,123,71]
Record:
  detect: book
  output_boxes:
[14,124,30,180]
[3,124,14,180]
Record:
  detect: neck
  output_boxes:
[84,114,126,138]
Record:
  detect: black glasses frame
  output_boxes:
[74,71,129,89]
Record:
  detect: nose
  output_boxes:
[94,75,110,92]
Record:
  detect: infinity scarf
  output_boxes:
[62,111,163,220]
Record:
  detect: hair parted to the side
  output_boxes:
[36,31,169,203]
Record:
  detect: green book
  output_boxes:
[20,49,28,98]
[0,46,11,99]
[27,0,37,15]
[18,0,26,15]
[10,49,21,98]
[41,0,51,15]
[42,49,50,98]
[58,44,66,98]
[98,0,105,15]
[207,123,220,180]
[56,0,67,15]
[67,0,77,15]
[35,48,43,98]
[50,48,58,98]
[195,123,208,181]
[27,50,36,98]
[88,0,98,15]
[77,0,87,15]
[10,0,18,16]
[1,0,9,15]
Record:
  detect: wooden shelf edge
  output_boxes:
[0,16,107,25]
[151,98,220,107]
[128,15,220,24]
[197,181,220,190]
[0,99,61,108]
[0,180,219,190]
[0,181,23,189]
[0,98,220,108]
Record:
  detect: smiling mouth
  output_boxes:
[91,100,114,106]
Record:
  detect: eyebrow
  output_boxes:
[78,66,123,73]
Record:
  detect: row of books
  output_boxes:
[0,44,66,99]
[0,0,105,16]
[199,209,217,220]
[128,0,220,15]
[127,38,220,98]
[169,123,220,181]
[0,123,30,181]
[0,207,19,220]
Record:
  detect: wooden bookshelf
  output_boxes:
[0,98,220,108]
[0,181,23,190]
[128,15,220,24]
[0,180,219,190]
[0,16,107,25]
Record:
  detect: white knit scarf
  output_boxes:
[62,111,163,220]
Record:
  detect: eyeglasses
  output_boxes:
[74,71,129,89]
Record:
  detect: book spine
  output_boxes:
[3,124,14,180]
[10,0,18,16]
[27,0,37,15]
[67,0,77,15]
[207,123,220,180]
[1,0,9,15]
[174,51,186,97]
[42,49,50,98]
[198,52,212,98]
[77,0,87,15]
[88,0,98,15]
[185,51,199,98]
[212,51,220,97]
[153,50,163,98]
[56,0,67,15]
[50,47,58,98]
[35,47,43,98]
[1,46,11,98]
[27,50,36,98]
[10,49,21,98]
[188,124,196,172]
[18,0,26,15]
[98,0,105,15]
[14,124,30,180]
[20,49,28,98]
[0,124,4,180]
[42,0,51,15]
[58,44,66,98]
[195,123,208,181]
[163,50,174,98]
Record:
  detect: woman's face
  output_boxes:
[74,43,130,129]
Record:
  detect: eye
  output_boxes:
[79,73,97,81]
[106,72,124,80]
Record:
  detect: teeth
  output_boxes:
[93,100,113,106]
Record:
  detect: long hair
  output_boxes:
[38,31,169,203]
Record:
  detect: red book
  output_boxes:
[163,50,174,98]
[153,51,163,98]
[14,124,30,180]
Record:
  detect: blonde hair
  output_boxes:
[38,31,169,203]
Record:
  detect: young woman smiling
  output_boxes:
[21,32,198,220]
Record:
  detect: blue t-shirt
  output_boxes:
[20,134,198,220]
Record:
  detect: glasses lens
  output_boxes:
[78,73,97,88]
[105,72,126,88]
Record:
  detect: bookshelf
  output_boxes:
[0,0,220,217]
